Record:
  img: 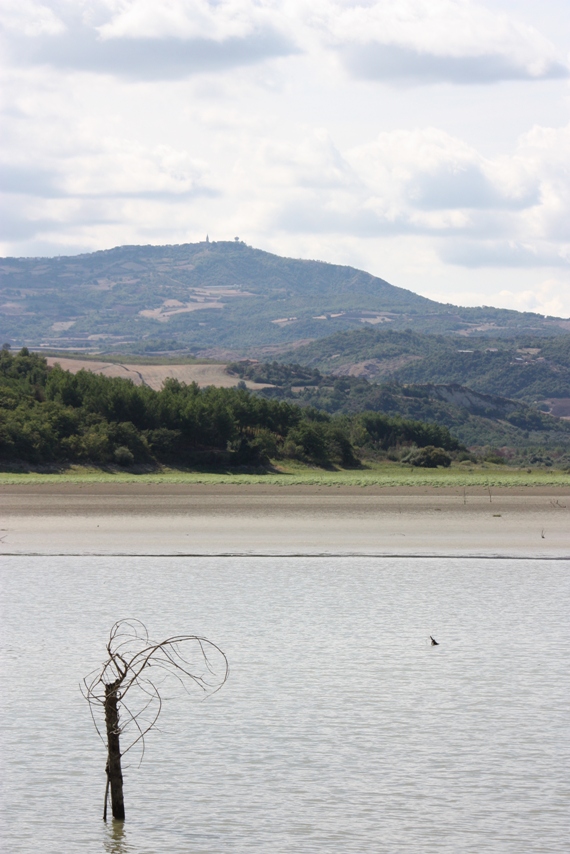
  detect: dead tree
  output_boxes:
[82,619,229,822]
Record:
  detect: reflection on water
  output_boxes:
[1,556,569,853]
[103,820,131,854]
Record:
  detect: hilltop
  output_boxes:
[1,241,568,354]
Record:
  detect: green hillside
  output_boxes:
[1,241,567,354]
[229,360,570,462]
[1,347,470,471]
[278,328,570,404]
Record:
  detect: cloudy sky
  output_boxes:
[2,0,570,316]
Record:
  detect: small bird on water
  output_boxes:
[430,636,439,646]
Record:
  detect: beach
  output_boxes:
[1,483,568,556]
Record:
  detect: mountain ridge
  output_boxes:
[1,241,568,354]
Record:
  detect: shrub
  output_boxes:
[456,450,477,463]
[113,446,135,467]
[145,427,181,458]
[402,445,452,468]
[249,427,279,462]
[285,422,329,465]
[325,423,360,467]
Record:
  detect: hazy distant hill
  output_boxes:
[277,328,570,404]
[1,241,568,354]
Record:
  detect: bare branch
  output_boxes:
[82,619,228,821]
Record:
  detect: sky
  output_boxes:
[1,0,570,316]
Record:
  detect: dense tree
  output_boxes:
[0,349,350,467]
[4,348,570,468]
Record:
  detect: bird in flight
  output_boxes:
[430,636,439,646]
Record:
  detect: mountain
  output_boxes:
[1,241,568,354]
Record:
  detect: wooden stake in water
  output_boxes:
[104,680,125,821]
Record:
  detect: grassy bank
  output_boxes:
[1,460,568,487]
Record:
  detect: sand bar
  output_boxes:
[1,484,569,557]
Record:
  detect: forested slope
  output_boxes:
[229,360,570,462]
[0,348,461,470]
[280,328,570,403]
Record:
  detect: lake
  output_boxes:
[1,556,569,853]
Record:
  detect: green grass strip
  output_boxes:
[1,462,568,487]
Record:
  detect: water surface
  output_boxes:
[1,557,569,853]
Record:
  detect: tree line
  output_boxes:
[0,348,460,468]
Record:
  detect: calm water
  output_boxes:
[1,556,569,853]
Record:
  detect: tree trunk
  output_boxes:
[104,680,125,821]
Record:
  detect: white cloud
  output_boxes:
[0,0,65,37]
[62,139,215,198]
[321,0,568,84]
[511,124,570,242]
[97,0,272,42]
[3,0,567,84]
[346,123,570,244]
[0,124,219,252]
[440,240,569,268]
[499,278,570,317]
[258,130,359,189]
[321,0,547,56]
[2,1,297,80]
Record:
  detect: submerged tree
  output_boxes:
[82,619,229,822]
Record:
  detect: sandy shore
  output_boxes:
[1,483,569,556]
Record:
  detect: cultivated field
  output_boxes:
[45,357,273,391]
